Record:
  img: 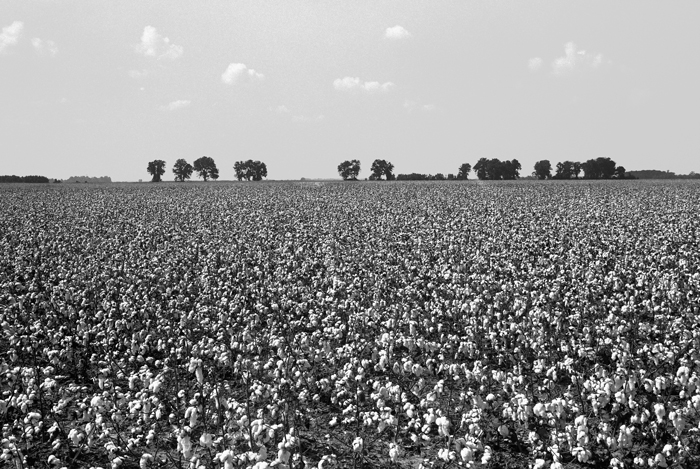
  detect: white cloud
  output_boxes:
[528,57,542,71]
[272,105,290,114]
[32,38,58,57]
[404,100,436,112]
[136,26,183,60]
[292,114,325,123]
[385,25,411,40]
[333,77,394,92]
[0,21,23,53]
[128,69,148,79]
[552,42,604,76]
[161,100,191,111]
[221,63,265,85]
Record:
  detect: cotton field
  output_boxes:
[1,180,699,469]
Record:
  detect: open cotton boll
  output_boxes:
[139,453,153,469]
[199,433,212,448]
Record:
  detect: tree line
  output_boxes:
[0,175,49,183]
[337,157,644,181]
[533,157,633,180]
[146,158,267,182]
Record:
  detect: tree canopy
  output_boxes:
[172,159,194,182]
[370,159,395,180]
[146,160,166,182]
[337,160,361,180]
[234,160,268,181]
[193,156,219,182]
[457,163,472,180]
[473,158,521,180]
[534,160,552,180]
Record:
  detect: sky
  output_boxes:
[1,1,699,181]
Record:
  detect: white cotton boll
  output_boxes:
[199,433,212,448]
[655,453,668,468]
[481,446,492,464]
[460,447,473,462]
[389,443,401,462]
[533,459,545,469]
[498,425,509,437]
[139,453,153,469]
[533,403,546,418]
[352,437,363,452]
[654,403,666,421]
[195,367,204,384]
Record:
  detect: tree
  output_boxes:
[234,160,268,181]
[554,161,575,179]
[370,159,395,180]
[582,157,617,179]
[502,159,521,180]
[474,158,489,180]
[534,160,552,180]
[596,157,617,179]
[193,156,219,181]
[147,160,166,182]
[172,159,193,182]
[457,163,472,180]
[573,162,582,179]
[249,160,267,181]
[614,166,626,179]
[337,160,361,180]
[233,161,248,181]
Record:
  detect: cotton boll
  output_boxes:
[655,453,668,468]
[139,453,153,469]
[654,403,666,422]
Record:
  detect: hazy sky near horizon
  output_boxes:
[1,1,699,181]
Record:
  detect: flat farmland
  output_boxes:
[1,181,699,469]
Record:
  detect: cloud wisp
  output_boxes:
[528,57,543,72]
[385,25,411,40]
[0,21,24,53]
[221,63,265,85]
[32,38,58,57]
[160,100,191,111]
[136,26,183,60]
[404,100,436,112]
[551,42,603,76]
[333,77,394,93]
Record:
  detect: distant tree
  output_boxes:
[447,174,455,180]
[554,161,575,179]
[370,159,395,180]
[582,157,616,179]
[249,160,267,181]
[337,160,361,180]
[614,166,626,179]
[147,160,166,182]
[457,163,472,180]
[573,162,582,179]
[581,159,600,179]
[534,160,552,180]
[434,173,446,181]
[233,161,248,181]
[502,159,521,180]
[193,156,219,181]
[473,158,489,180]
[597,157,617,179]
[234,160,267,181]
[172,159,194,182]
